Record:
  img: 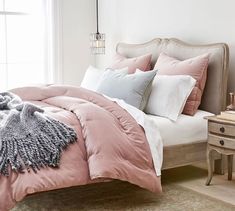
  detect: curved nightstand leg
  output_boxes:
[206,147,213,186]
[227,155,233,181]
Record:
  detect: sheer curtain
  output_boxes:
[0,0,61,90]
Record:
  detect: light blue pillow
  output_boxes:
[96,69,157,110]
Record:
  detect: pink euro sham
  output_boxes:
[154,53,209,116]
[110,53,152,73]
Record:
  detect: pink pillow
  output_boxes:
[110,53,152,74]
[154,53,209,116]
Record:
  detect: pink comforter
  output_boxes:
[0,85,161,211]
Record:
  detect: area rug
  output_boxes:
[12,180,235,211]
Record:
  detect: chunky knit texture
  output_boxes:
[0,92,77,176]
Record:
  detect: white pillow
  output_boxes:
[145,75,196,121]
[80,66,105,91]
[81,66,128,91]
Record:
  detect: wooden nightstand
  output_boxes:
[205,116,235,185]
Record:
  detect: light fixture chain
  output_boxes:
[96,0,99,34]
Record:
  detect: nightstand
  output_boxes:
[205,116,235,185]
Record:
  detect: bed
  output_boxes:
[116,38,229,170]
[0,38,229,210]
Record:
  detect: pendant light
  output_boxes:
[90,0,105,54]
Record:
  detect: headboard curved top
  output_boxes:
[116,38,229,114]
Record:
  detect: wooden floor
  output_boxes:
[162,163,235,206]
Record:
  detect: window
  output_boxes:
[0,0,59,90]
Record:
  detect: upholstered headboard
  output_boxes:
[116,38,229,114]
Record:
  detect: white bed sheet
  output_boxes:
[146,110,214,146]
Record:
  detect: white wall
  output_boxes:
[97,0,235,93]
[61,0,95,86]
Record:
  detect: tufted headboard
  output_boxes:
[116,38,229,114]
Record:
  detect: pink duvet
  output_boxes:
[0,85,161,211]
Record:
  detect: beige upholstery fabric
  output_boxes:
[116,38,229,114]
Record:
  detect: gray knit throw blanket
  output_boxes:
[0,92,77,176]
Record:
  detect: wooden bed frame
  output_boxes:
[116,38,229,173]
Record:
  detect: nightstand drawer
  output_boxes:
[208,134,235,149]
[208,121,235,137]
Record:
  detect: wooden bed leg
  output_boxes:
[227,155,233,180]
[214,155,225,175]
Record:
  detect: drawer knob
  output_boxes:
[220,127,225,133]
[219,140,224,146]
